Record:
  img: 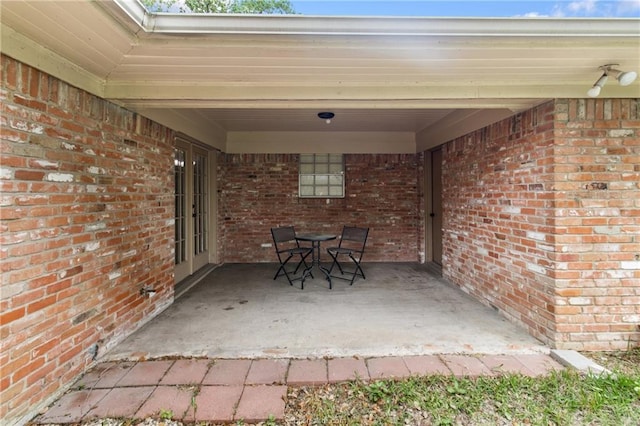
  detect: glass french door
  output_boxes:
[431,148,443,266]
[174,140,210,283]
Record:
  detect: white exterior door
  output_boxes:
[174,139,212,283]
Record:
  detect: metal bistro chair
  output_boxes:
[326,226,369,286]
[271,226,313,287]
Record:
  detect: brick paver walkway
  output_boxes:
[33,354,563,424]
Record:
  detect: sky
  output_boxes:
[159,0,640,17]
[288,0,640,17]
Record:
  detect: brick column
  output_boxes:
[552,98,640,351]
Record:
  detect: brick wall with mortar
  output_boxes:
[552,98,640,351]
[442,99,640,351]
[0,56,175,424]
[442,101,558,346]
[1,53,638,425]
[217,153,425,263]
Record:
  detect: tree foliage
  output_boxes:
[142,0,295,14]
[141,0,175,12]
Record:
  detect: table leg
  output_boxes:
[300,242,315,289]
[301,241,333,289]
[316,241,333,289]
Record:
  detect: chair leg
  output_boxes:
[294,251,313,275]
[327,252,344,276]
[273,264,285,280]
[350,254,365,278]
[274,254,296,286]
[283,267,295,286]
[327,251,365,286]
[327,253,336,274]
[348,254,365,285]
[273,257,290,280]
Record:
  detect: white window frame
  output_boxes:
[299,154,345,198]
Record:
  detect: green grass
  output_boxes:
[287,369,640,425]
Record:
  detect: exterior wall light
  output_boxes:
[588,64,638,97]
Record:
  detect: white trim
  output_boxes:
[0,25,105,97]
[109,1,639,37]
[110,0,149,29]
[226,131,416,154]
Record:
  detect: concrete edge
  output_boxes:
[175,264,220,300]
[550,349,612,376]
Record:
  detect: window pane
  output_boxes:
[315,175,328,185]
[315,164,328,173]
[329,175,342,185]
[315,154,329,163]
[329,154,342,163]
[298,154,345,198]
[315,186,328,196]
[300,175,314,185]
[300,154,314,163]
[329,186,343,196]
[174,148,187,265]
[300,185,314,196]
[329,164,343,173]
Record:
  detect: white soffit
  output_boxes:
[1,0,639,151]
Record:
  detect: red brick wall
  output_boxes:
[552,99,640,351]
[442,99,640,351]
[217,153,424,263]
[0,56,175,423]
[2,52,638,425]
[442,102,557,346]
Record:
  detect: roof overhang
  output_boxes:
[1,0,638,152]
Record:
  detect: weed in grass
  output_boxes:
[363,380,391,404]
[264,414,278,425]
[158,409,173,420]
[190,385,200,412]
[287,368,640,426]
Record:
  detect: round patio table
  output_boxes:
[295,233,337,289]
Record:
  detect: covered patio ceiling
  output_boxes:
[1,0,639,152]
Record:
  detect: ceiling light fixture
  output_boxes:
[318,111,335,124]
[587,64,638,97]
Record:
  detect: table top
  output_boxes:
[296,234,337,242]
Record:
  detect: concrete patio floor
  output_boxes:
[33,263,572,424]
[107,262,550,361]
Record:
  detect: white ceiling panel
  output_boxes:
[1,0,638,152]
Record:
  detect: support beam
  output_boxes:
[416,108,521,151]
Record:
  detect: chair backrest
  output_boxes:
[271,226,300,255]
[338,226,369,256]
[271,226,296,244]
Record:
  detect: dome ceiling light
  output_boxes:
[318,112,335,124]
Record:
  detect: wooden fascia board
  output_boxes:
[1,25,105,98]
[104,82,601,104]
